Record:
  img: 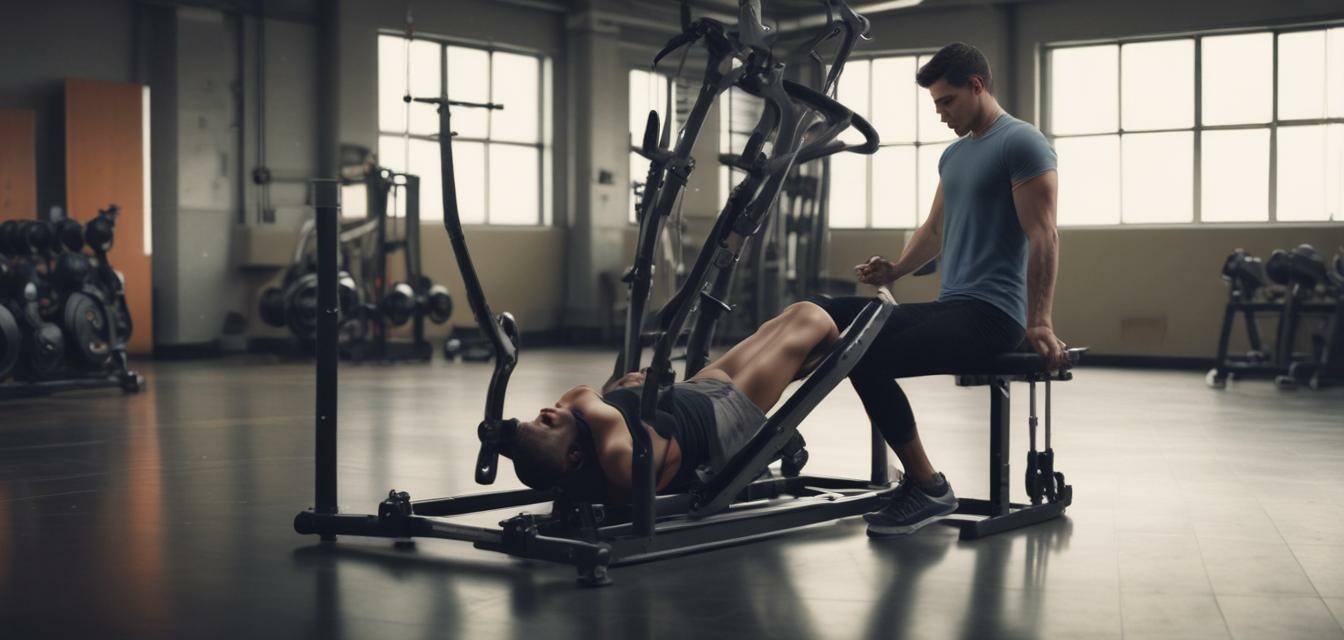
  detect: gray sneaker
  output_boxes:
[864,473,959,537]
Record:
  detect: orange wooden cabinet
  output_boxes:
[64,78,154,355]
[0,109,37,221]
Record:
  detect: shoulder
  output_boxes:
[1001,118,1050,149]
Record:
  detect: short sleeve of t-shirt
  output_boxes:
[1004,126,1057,184]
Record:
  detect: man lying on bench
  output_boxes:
[500,301,840,504]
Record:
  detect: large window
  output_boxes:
[378,34,552,225]
[718,85,766,216]
[1045,25,1343,226]
[629,69,677,223]
[826,55,953,229]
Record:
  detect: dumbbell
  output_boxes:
[85,206,119,254]
[0,220,22,255]
[51,252,93,293]
[18,220,55,256]
[425,284,453,324]
[1288,244,1328,290]
[1265,249,1293,286]
[54,219,84,253]
[275,271,363,341]
[381,282,416,326]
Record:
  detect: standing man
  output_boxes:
[819,42,1067,536]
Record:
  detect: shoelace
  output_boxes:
[885,482,930,520]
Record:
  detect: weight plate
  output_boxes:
[0,304,20,381]
[284,273,320,341]
[62,292,112,369]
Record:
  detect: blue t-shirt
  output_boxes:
[936,113,1056,328]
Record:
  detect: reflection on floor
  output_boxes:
[1,350,1343,639]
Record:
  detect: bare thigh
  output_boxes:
[693,302,838,411]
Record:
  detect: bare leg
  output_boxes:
[692,302,839,411]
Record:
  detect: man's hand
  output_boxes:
[854,256,898,286]
[1026,325,1068,371]
[603,370,646,393]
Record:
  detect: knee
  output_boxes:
[786,302,839,338]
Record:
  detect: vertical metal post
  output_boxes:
[313,179,341,525]
[989,378,1011,516]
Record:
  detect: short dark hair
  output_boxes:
[916,42,993,92]
[509,425,569,491]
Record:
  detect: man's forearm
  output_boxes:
[890,219,941,280]
[1025,229,1059,327]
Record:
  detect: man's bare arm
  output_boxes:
[891,183,945,278]
[855,183,943,285]
[1012,170,1066,369]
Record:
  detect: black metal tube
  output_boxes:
[312,179,341,518]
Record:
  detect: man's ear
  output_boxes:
[567,443,586,469]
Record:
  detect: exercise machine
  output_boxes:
[294,0,1082,587]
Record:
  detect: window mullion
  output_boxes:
[1194,37,1203,223]
[1270,32,1279,222]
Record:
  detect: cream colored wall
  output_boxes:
[825,226,1344,358]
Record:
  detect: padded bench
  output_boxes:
[948,346,1087,540]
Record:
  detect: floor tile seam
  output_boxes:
[1325,597,1344,635]
[1284,540,1332,600]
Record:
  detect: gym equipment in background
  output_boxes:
[256,148,455,362]
[0,207,144,398]
[1208,245,1341,390]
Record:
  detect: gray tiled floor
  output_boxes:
[1,350,1342,639]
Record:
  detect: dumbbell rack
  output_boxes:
[0,213,145,399]
[345,170,433,363]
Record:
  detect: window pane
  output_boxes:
[447,46,489,138]
[406,40,441,136]
[1330,28,1344,117]
[452,141,486,224]
[1201,129,1269,222]
[917,142,950,225]
[407,138,443,222]
[1279,30,1328,121]
[873,57,917,144]
[828,151,867,228]
[1122,131,1192,223]
[917,55,961,142]
[1050,45,1119,135]
[489,144,540,224]
[1277,125,1332,221]
[378,135,407,217]
[629,69,668,150]
[378,36,407,133]
[871,146,916,228]
[630,151,647,223]
[492,52,539,143]
[1055,135,1120,225]
[1202,33,1272,126]
[1122,40,1194,130]
[1332,124,1344,221]
[837,60,870,146]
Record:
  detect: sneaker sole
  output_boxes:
[865,500,959,537]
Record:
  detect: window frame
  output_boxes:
[628,68,678,224]
[1040,20,1344,227]
[377,31,552,226]
[821,48,947,230]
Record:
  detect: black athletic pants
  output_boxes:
[817,296,1025,450]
